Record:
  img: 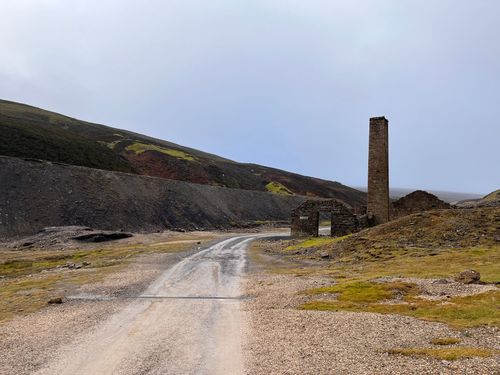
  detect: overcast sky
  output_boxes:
[1,0,499,194]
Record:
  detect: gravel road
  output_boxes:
[33,235,263,375]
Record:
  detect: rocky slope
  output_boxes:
[0,99,365,207]
[0,156,308,239]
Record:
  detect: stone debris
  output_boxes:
[47,297,63,305]
[3,226,133,250]
[455,269,481,284]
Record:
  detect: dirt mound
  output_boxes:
[391,190,451,219]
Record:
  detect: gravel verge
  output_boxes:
[0,245,201,375]
[242,272,499,375]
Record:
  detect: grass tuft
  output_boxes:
[300,289,500,329]
[387,347,498,361]
[126,142,197,161]
[285,235,351,252]
[305,281,419,303]
[431,337,461,346]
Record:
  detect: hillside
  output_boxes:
[0,99,365,208]
[0,156,308,239]
[455,189,500,208]
[483,189,500,202]
[273,207,499,261]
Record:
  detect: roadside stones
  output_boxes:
[56,262,91,270]
[455,269,481,284]
[48,297,63,304]
[319,252,330,259]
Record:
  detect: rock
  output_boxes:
[48,297,63,304]
[71,231,133,243]
[319,252,330,259]
[455,269,481,284]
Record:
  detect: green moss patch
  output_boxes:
[265,181,293,195]
[285,235,351,252]
[126,142,197,161]
[301,287,499,329]
[305,280,419,303]
[388,347,498,361]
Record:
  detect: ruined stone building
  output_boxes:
[290,199,364,238]
[290,116,453,238]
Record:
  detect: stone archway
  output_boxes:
[290,199,361,238]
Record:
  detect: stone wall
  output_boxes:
[367,116,390,225]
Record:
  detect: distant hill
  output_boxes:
[355,187,482,203]
[0,99,365,208]
[454,189,500,208]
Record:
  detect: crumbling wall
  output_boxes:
[291,200,364,238]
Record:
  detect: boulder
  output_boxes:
[455,269,481,284]
[48,297,63,304]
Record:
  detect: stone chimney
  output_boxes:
[367,116,389,225]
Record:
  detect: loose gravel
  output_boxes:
[242,273,500,375]
[0,249,191,375]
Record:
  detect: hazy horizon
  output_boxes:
[2,1,499,194]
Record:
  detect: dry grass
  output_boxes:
[253,207,500,329]
[431,337,461,346]
[387,347,498,361]
[0,235,215,322]
[301,282,499,329]
[284,235,351,252]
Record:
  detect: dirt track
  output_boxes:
[33,235,263,375]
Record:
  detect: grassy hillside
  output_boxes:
[483,189,500,202]
[282,207,499,259]
[0,99,366,207]
[254,206,499,329]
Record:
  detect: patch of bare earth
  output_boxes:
[242,272,499,375]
